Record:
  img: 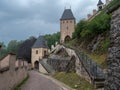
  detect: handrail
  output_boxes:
[61,44,105,81]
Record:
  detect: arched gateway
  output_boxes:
[34,61,39,70]
[65,35,71,42]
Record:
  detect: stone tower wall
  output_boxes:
[31,48,48,68]
[60,19,75,43]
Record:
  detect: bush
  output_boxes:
[74,14,111,40]
[45,32,60,48]
[72,19,87,39]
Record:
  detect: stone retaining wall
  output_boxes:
[105,7,120,90]
[62,45,91,82]
[51,45,91,82]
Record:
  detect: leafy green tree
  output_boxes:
[45,32,60,48]
[73,19,87,39]
[7,40,20,54]
[74,14,111,40]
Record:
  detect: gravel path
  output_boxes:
[21,71,73,90]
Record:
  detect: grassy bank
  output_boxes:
[65,39,107,69]
[52,72,93,90]
[14,75,29,90]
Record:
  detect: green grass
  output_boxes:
[65,39,108,69]
[87,53,107,69]
[52,72,94,90]
[14,74,29,90]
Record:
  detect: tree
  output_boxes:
[7,40,23,54]
[72,19,87,39]
[0,42,7,59]
[73,14,111,40]
[45,32,60,48]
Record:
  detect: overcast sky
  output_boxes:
[0,0,105,45]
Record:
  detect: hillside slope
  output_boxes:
[66,0,120,69]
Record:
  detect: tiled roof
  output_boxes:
[97,0,103,5]
[32,36,48,48]
[60,9,75,20]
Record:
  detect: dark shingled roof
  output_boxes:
[60,9,75,20]
[32,36,48,48]
[97,0,103,5]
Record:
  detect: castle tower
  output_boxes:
[60,9,75,43]
[31,36,48,69]
[97,0,104,11]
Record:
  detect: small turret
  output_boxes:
[97,0,104,11]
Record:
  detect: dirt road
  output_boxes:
[21,71,73,90]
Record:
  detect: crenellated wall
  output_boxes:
[105,7,120,89]
[0,54,28,90]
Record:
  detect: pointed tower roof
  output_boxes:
[97,0,103,5]
[60,9,75,20]
[32,36,48,48]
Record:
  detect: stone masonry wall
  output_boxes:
[62,46,91,82]
[32,48,48,68]
[0,68,27,90]
[105,7,120,90]
[51,45,91,82]
[0,54,28,90]
[60,19,75,43]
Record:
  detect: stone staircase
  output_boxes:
[40,58,55,74]
[94,79,105,89]
[60,44,106,89]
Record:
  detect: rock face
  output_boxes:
[105,7,120,90]
[47,57,74,72]
[49,45,91,82]
[48,47,76,72]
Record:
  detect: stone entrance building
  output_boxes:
[60,9,76,43]
[31,36,48,69]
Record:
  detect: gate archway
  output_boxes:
[65,35,71,42]
[34,61,39,70]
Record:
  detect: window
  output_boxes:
[66,21,68,23]
[70,21,72,23]
[36,50,38,54]
[63,21,64,23]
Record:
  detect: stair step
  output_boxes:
[40,59,55,74]
[94,81,104,88]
